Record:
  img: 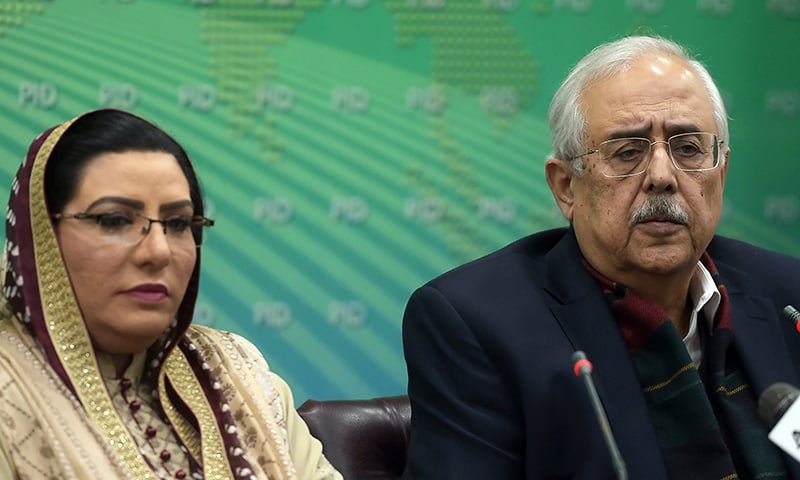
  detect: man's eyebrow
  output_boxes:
[605,127,652,140]
[604,122,706,140]
[664,122,704,135]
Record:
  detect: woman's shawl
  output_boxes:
[0,111,316,479]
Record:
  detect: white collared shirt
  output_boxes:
[683,261,722,366]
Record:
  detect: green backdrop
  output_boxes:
[1,0,798,403]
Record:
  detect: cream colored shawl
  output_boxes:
[0,314,341,480]
[0,110,341,479]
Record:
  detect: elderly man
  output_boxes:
[401,36,800,479]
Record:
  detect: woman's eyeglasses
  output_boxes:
[51,211,214,249]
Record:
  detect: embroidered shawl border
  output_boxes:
[164,348,232,478]
[29,120,155,478]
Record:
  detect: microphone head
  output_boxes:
[783,305,800,333]
[758,382,800,429]
[571,350,587,363]
[571,350,592,376]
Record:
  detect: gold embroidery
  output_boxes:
[164,347,232,479]
[158,368,202,461]
[29,120,155,478]
[189,326,296,479]
[714,383,748,397]
[642,362,696,393]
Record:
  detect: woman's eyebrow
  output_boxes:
[83,197,193,212]
[160,200,194,212]
[85,196,143,211]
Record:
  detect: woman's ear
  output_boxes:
[545,157,576,222]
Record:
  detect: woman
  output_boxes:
[0,109,342,479]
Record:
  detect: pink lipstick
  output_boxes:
[123,284,169,302]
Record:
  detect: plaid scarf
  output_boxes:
[583,253,787,480]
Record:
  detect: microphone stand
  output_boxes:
[573,350,628,480]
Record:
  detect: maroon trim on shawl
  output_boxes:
[4,127,77,394]
[581,252,729,351]
[581,258,669,351]
[177,337,255,476]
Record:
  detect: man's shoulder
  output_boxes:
[709,235,800,271]
[708,235,800,294]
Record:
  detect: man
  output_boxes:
[401,36,800,479]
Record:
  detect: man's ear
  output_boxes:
[545,157,576,222]
[720,146,730,188]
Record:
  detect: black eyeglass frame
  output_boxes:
[51,211,215,246]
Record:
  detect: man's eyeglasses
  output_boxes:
[571,132,723,178]
[51,211,215,249]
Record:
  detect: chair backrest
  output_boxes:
[297,395,411,480]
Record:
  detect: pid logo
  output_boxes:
[255,85,294,112]
[766,90,800,118]
[405,197,446,223]
[330,197,369,224]
[203,196,217,220]
[626,0,663,14]
[406,86,447,115]
[254,197,294,224]
[482,0,518,10]
[553,0,592,13]
[178,84,216,112]
[253,302,292,329]
[406,0,446,9]
[255,0,294,5]
[19,82,58,109]
[764,195,800,223]
[332,0,370,7]
[479,197,516,224]
[331,86,370,113]
[192,302,215,326]
[99,83,139,109]
[479,87,519,117]
[768,0,799,16]
[697,0,734,15]
[329,300,367,327]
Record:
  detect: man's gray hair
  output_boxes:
[547,36,729,175]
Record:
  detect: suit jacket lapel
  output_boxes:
[539,231,800,478]
[543,230,668,479]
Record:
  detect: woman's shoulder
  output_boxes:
[184,325,295,422]
[185,325,270,368]
[183,325,294,398]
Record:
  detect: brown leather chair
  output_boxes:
[297,395,411,480]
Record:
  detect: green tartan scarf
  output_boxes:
[583,252,787,480]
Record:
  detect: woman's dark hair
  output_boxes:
[44,109,203,219]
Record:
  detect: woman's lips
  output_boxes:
[122,284,169,302]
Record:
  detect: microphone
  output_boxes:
[572,350,628,480]
[758,382,800,463]
[783,305,800,334]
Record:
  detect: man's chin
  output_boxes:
[630,244,696,276]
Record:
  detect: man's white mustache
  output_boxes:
[630,195,689,225]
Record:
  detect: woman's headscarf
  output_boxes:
[2,110,256,478]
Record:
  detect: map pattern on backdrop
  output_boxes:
[0,0,798,402]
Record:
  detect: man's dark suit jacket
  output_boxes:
[401,227,800,479]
